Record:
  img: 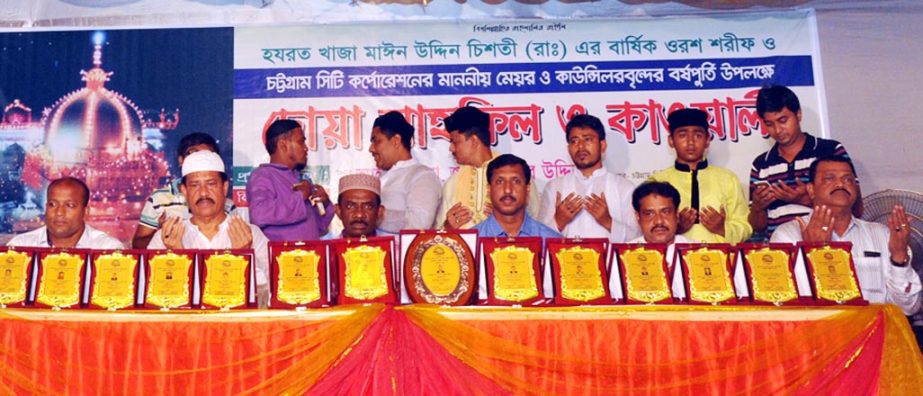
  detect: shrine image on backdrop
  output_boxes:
[0,28,233,244]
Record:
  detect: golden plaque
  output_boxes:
[619,247,672,304]
[0,250,31,308]
[277,249,321,305]
[37,252,83,309]
[342,245,389,300]
[405,234,475,305]
[555,246,605,302]
[202,253,249,309]
[684,247,736,304]
[745,248,798,305]
[805,246,861,304]
[489,246,539,302]
[91,252,138,310]
[147,253,193,309]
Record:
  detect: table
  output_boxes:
[1,304,921,395]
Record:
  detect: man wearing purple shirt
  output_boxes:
[246,119,334,241]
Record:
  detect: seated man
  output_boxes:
[621,181,691,299]
[623,181,749,301]
[148,151,270,303]
[771,156,921,315]
[539,114,640,242]
[472,154,560,239]
[8,177,122,249]
[335,173,385,238]
[368,111,441,234]
[132,132,235,248]
[470,154,560,301]
[650,108,751,243]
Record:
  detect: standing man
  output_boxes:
[771,156,921,315]
[9,177,122,249]
[437,106,539,229]
[749,85,857,239]
[247,119,334,241]
[335,173,385,238]
[132,132,235,248]
[538,114,639,242]
[369,111,441,234]
[148,151,270,296]
[471,154,560,239]
[650,108,751,243]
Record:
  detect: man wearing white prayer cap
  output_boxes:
[148,151,271,304]
[335,173,385,238]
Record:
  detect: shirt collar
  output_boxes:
[673,159,709,172]
[576,167,607,181]
[765,132,818,162]
[480,213,542,237]
[45,224,90,248]
[804,212,859,237]
[388,157,418,172]
[262,162,296,173]
[187,215,231,236]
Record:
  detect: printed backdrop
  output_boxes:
[231,9,826,209]
[0,9,824,243]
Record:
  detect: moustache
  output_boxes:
[500,194,517,202]
[196,197,216,205]
[349,220,369,227]
[831,188,851,196]
[651,225,669,232]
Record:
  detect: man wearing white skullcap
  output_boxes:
[148,151,271,304]
[335,173,385,238]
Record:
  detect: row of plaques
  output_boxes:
[266,231,865,309]
[0,234,864,310]
[0,248,257,310]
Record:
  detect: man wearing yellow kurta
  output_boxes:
[649,108,752,243]
[437,106,539,229]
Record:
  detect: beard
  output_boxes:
[574,155,601,170]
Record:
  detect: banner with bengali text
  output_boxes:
[231,9,826,217]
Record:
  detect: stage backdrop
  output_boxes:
[231,9,827,215]
[0,9,824,243]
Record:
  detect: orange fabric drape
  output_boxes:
[402,304,923,395]
[0,305,383,395]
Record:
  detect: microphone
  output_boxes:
[305,176,326,217]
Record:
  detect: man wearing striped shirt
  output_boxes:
[748,85,852,240]
[770,156,921,315]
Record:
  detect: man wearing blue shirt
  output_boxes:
[468,154,559,302]
[472,154,561,239]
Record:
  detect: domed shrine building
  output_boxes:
[1,33,177,242]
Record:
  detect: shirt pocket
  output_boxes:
[853,254,883,293]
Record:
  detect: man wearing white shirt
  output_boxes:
[539,114,640,242]
[369,111,441,233]
[771,156,921,315]
[614,181,690,300]
[8,177,123,249]
[148,151,271,305]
